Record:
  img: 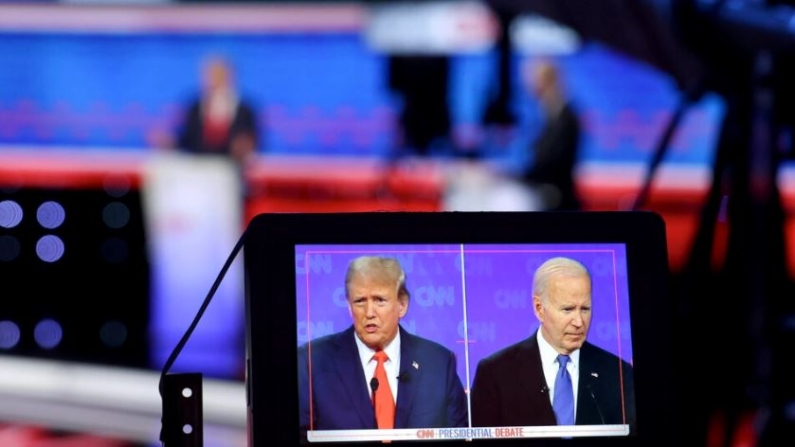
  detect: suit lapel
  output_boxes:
[517,334,556,423]
[576,342,602,424]
[394,327,419,429]
[332,327,375,428]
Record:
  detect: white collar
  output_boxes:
[537,327,580,369]
[354,327,401,367]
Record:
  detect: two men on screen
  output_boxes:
[298,255,635,436]
[297,256,469,434]
[470,257,636,430]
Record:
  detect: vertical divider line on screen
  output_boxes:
[458,243,473,429]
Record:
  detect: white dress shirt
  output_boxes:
[537,328,581,417]
[354,331,401,404]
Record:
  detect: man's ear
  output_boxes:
[533,295,544,320]
[398,295,409,318]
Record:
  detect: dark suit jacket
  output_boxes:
[298,325,468,434]
[470,332,635,431]
[523,102,581,211]
[177,98,259,155]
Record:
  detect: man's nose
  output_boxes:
[365,301,376,317]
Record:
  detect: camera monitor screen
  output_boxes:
[244,211,674,447]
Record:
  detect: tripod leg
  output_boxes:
[631,93,694,211]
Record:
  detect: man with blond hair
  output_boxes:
[298,256,467,438]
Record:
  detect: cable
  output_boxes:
[158,226,249,444]
[631,87,699,211]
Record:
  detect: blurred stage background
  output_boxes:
[0,0,793,446]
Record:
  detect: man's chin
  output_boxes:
[563,338,584,350]
[359,334,383,350]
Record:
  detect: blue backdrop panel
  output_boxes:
[0,32,722,165]
[295,243,632,390]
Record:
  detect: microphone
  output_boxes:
[370,378,379,429]
[586,383,606,424]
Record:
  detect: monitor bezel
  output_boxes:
[244,211,675,447]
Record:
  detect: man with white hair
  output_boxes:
[471,256,636,432]
[521,59,582,211]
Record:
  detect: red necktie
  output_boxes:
[372,351,395,429]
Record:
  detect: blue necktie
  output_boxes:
[553,354,575,425]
